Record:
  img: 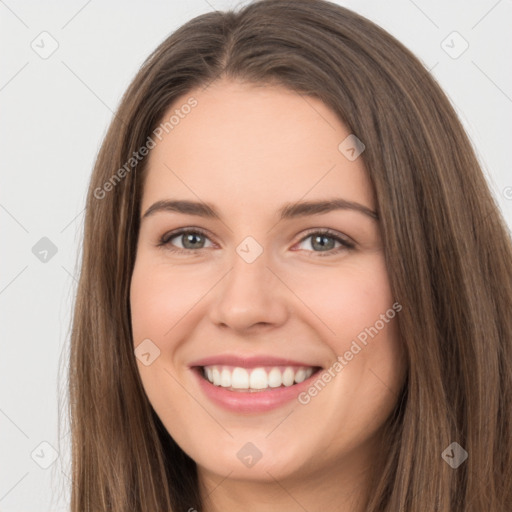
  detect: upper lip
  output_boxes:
[189,354,323,369]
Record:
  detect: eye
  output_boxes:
[294,229,355,256]
[157,227,355,256]
[158,228,214,253]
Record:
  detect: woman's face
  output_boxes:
[130,79,406,491]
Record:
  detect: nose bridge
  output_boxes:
[208,236,289,330]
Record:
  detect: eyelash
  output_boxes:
[157,227,355,257]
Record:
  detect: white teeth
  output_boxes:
[268,367,282,388]
[231,367,249,389]
[220,368,231,387]
[249,368,268,389]
[294,368,306,383]
[202,365,316,390]
[282,367,295,387]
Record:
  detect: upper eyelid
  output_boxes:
[161,226,214,244]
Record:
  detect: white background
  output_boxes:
[0,0,511,510]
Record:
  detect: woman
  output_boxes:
[68,0,512,510]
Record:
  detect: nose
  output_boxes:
[207,247,290,333]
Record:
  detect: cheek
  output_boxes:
[287,258,404,453]
[287,254,405,407]
[129,259,208,426]
[283,254,395,346]
[130,259,212,345]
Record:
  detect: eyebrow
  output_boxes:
[141,198,379,222]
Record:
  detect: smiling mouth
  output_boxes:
[197,365,322,392]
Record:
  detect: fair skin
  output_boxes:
[130,78,407,512]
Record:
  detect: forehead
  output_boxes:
[141,79,374,216]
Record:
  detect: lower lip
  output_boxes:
[192,368,321,413]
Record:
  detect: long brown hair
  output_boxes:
[66,0,512,509]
